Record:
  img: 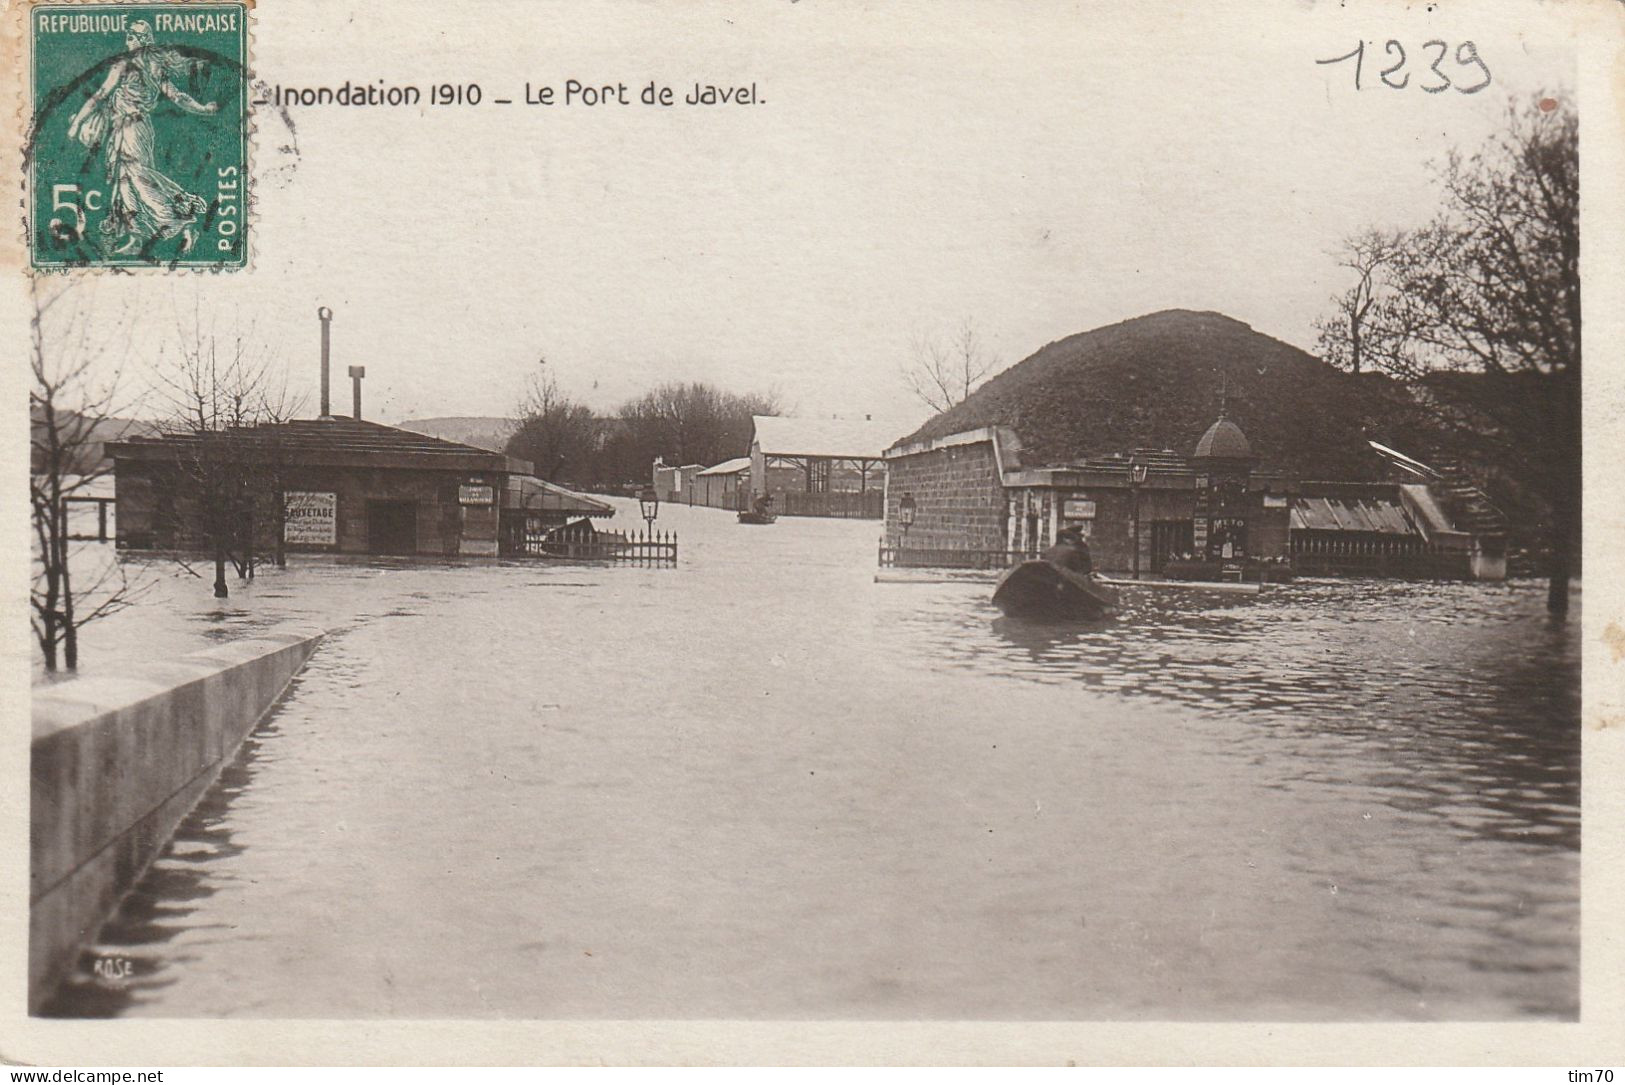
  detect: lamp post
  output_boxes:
[638,486,659,537]
[898,492,916,547]
[1130,460,1148,579]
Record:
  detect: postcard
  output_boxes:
[2,0,1622,1067]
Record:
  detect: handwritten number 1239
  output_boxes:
[1317,41,1491,93]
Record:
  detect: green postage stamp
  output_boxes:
[28,3,249,269]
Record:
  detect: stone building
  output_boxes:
[881,310,1510,578]
[885,413,1290,575]
[883,413,1505,579]
[109,416,607,558]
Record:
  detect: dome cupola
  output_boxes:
[1194,416,1252,459]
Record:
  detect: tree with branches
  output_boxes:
[506,357,605,483]
[615,380,781,477]
[1317,95,1579,615]
[152,313,300,598]
[1314,228,1407,376]
[901,317,999,414]
[29,281,144,672]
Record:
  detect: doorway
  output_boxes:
[367,500,418,555]
[1150,520,1195,573]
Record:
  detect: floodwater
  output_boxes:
[43,498,1580,1019]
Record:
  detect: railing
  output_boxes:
[880,534,1487,579]
[516,525,677,566]
[878,543,1039,570]
[1288,535,1471,579]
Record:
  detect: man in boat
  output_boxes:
[752,494,774,517]
[1043,524,1093,577]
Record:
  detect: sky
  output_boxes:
[21,0,1581,444]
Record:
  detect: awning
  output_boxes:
[501,475,614,517]
[1290,496,1416,535]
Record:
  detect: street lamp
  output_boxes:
[1130,460,1148,579]
[898,492,916,546]
[638,486,659,536]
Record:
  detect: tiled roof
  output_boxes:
[1073,447,1195,476]
[109,417,531,473]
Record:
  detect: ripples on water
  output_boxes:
[894,577,1580,850]
[44,503,1580,1020]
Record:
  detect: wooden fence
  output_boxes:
[768,490,884,519]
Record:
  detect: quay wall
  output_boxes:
[29,625,324,1013]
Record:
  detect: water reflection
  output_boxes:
[42,711,280,1017]
[891,577,1579,853]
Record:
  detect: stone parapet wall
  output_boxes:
[29,625,324,1013]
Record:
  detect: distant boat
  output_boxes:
[992,560,1120,621]
[737,510,777,524]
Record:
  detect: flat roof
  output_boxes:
[753,415,891,460]
[698,457,751,476]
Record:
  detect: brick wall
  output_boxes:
[885,440,1006,549]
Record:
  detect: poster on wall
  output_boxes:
[1062,498,1096,520]
[284,491,338,546]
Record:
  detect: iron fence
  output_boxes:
[880,534,1485,580]
[517,524,678,566]
[1288,535,1472,579]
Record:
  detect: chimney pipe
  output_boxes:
[317,306,333,418]
[348,365,366,420]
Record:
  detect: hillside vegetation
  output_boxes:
[394,416,517,453]
[899,310,1435,480]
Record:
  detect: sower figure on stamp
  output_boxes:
[67,20,218,256]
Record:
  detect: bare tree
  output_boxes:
[616,380,781,474]
[1314,228,1408,376]
[151,310,299,598]
[29,280,144,672]
[901,318,999,414]
[507,357,605,483]
[1317,95,1579,616]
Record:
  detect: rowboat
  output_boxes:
[737,510,777,524]
[991,559,1120,621]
